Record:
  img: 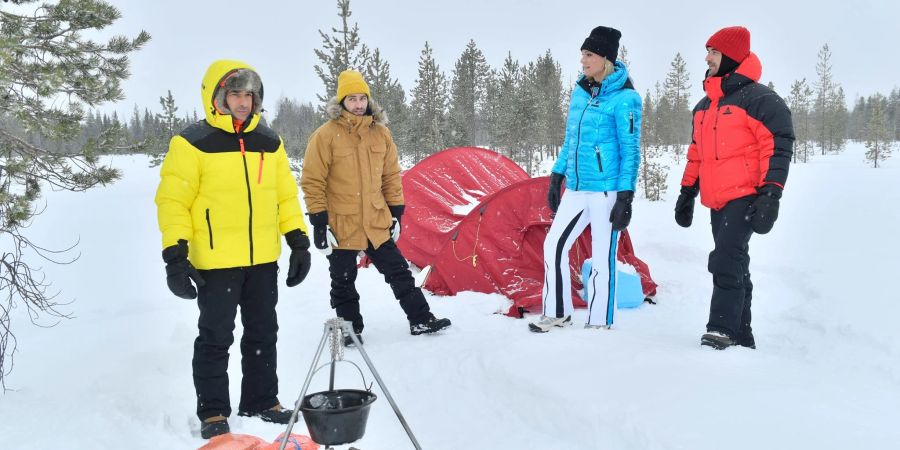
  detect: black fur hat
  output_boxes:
[581,26,622,63]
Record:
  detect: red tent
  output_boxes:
[422,176,658,317]
[359,147,658,317]
[396,147,529,269]
[422,177,588,316]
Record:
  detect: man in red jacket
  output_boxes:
[674,26,794,350]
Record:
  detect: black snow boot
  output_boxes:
[410,313,451,335]
[200,415,230,439]
[701,331,736,350]
[735,330,756,349]
[238,404,293,424]
[343,332,364,347]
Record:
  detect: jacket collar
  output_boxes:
[325,96,388,125]
[703,51,762,100]
[339,109,373,132]
[576,60,631,97]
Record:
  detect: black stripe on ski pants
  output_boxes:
[193,262,280,421]
[327,239,431,332]
[706,196,754,338]
[552,211,584,317]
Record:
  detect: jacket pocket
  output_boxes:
[595,146,603,172]
[369,143,386,179]
[629,111,634,134]
[328,147,358,194]
[370,196,392,230]
[205,208,214,250]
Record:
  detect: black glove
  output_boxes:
[162,239,205,299]
[308,211,338,255]
[284,229,311,287]
[389,205,404,242]
[609,190,634,231]
[675,182,700,228]
[745,184,782,234]
[547,172,564,213]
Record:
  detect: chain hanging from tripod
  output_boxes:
[327,317,345,362]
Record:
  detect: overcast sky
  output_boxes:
[70,0,899,118]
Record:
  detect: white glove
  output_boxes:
[390,218,401,242]
[314,226,339,256]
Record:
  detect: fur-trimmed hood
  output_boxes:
[325,96,389,125]
[200,60,263,134]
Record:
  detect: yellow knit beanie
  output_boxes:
[336,70,371,101]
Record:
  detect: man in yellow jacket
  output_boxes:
[301,70,450,346]
[155,60,310,439]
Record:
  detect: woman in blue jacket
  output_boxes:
[529,26,642,332]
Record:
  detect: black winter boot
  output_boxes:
[410,313,451,335]
[735,330,756,349]
[237,404,293,424]
[343,332,364,347]
[200,415,230,439]
[701,331,736,350]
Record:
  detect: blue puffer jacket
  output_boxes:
[551,60,642,192]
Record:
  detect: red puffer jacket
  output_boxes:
[680,52,794,210]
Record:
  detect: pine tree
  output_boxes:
[364,49,411,162]
[129,105,143,141]
[0,0,149,387]
[517,60,541,172]
[637,89,669,201]
[813,44,846,154]
[889,88,900,141]
[661,53,691,162]
[653,81,674,159]
[312,0,371,108]
[157,91,179,144]
[830,86,848,152]
[410,42,448,160]
[512,51,567,173]
[489,53,522,162]
[786,78,815,163]
[864,94,894,168]
[848,96,868,141]
[270,97,320,162]
[448,40,491,147]
[618,45,630,69]
[481,67,501,150]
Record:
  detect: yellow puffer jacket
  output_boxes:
[300,97,403,250]
[155,60,307,270]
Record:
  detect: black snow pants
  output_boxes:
[193,262,280,421]
[706,196,755,339]
[327,240,431,332]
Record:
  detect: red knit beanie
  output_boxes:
[706,26,751,63]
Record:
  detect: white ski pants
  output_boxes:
[542,190,619,327]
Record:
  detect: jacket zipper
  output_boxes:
[238,134,254,265]
[629,111,634,134]
[574,86,599,191]
[595,146,603,172]
[205,208,214,249]
[713,103,721,160]
[697,109,707,160]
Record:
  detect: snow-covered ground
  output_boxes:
[0,143,897,449]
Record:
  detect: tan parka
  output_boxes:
[300,98,403,251]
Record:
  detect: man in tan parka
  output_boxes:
[301,70,450,345]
